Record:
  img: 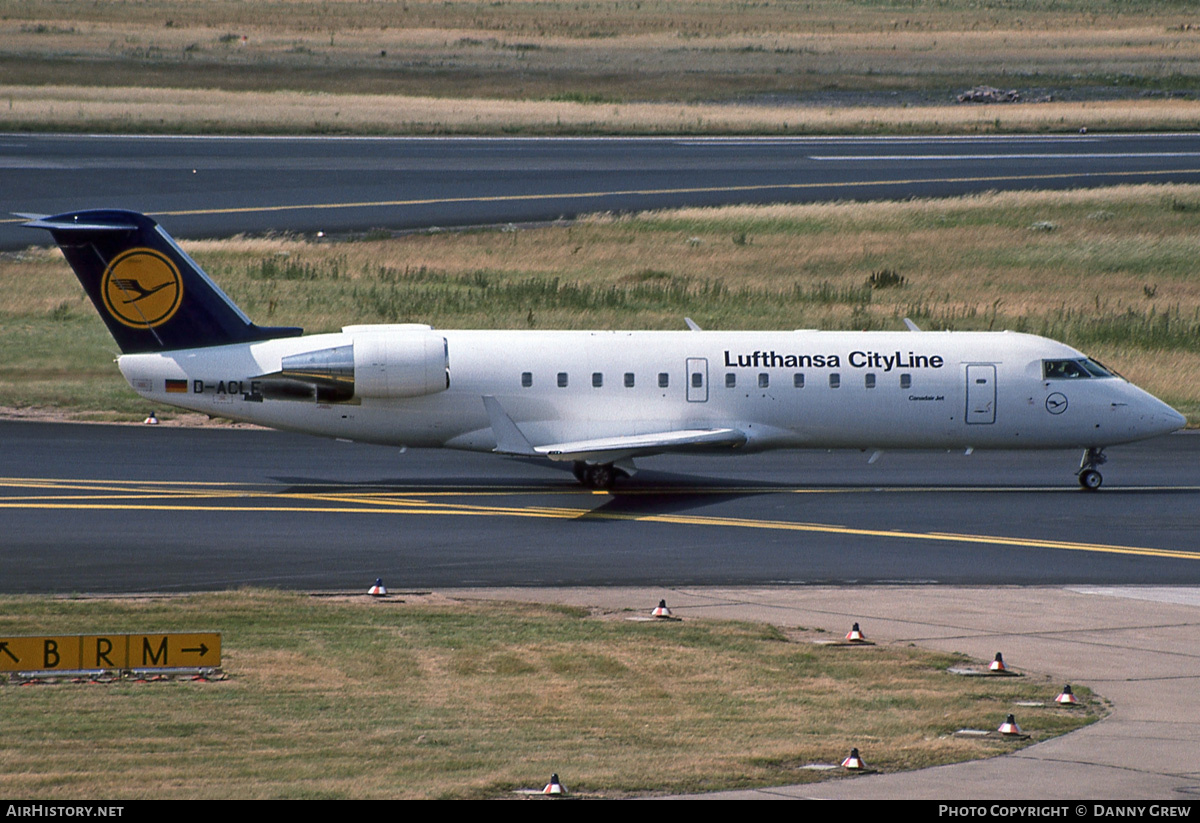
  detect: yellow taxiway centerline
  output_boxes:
[143,168,1200,220]
[3,477,1197,562]
[10,168,1194,227]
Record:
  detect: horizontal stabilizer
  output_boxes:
[25,216,140,233]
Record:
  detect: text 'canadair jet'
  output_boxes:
[29,210,1186,490]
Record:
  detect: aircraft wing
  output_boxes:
[533,428,747,462]
[482,395,746,462]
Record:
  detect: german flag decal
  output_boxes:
[165,379,188,393]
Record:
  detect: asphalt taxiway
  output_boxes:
[4,133,1200,248]
[3,420,1198,594]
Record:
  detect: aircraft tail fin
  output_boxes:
[26,209,302,353]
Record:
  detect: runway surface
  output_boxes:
[4,132,1200,248]
[3,421,1197,594]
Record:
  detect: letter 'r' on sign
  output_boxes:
[82,635,130,669]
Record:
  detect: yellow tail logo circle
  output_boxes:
[101,248,183,329]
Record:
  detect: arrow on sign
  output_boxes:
[181,644,209,656]
[0,642,18,663]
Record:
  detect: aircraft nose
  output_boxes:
[1165,406,1188,432]
[1113,388,1188,442]
[1147,399,1187,436]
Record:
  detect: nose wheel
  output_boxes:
[1077,447,1107,491]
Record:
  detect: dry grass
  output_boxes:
[3,83,1200,134]
[1,0,1199,134]
[0,590,1097,799]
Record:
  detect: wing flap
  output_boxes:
[535,428,746,462]
[482,395,745,462]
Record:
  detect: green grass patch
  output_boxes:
[0,590,1099,799]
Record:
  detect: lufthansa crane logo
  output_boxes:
[1045,392,1068,415]
[101,248,183,329]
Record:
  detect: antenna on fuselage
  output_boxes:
[684,317,702,331]
[902,317,922,332]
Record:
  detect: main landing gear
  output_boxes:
[572,461,619,490]
[1077,447,1107,491]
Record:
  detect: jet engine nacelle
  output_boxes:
[267,325,449,402]
[349,326,450,399]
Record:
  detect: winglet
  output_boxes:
[482,396,537,456]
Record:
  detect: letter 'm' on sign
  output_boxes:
[142,636,169,666]
[131,633,221,669]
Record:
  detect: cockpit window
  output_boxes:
[1079,358,1115,378]
[1044,360,1088,379]
[1043,358,1115,380]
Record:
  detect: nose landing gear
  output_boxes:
[1077,447,1107,491]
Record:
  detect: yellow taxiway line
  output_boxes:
[150,168,1200,219]
[3,476,1197,563]
[8,167,1197,227]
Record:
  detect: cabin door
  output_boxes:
[686,358,708,402]
[965,364,996,424]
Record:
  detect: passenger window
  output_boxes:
[900,373,912,389]
[557,372,568,388]
[592,372,603,388]
[758,373,769,388]
[691,372,702,389]
[659,373,670,388]
[829,373,840,389]
[793,373,805,388]
[521,372,532,388]
[865,373,875,389]
[624,372,635,388]
[725,373,736,388]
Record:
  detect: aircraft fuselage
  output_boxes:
[117,326,1184,456]
[28,208,1185,490]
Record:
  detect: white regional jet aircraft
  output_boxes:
[30,209,1186,490]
